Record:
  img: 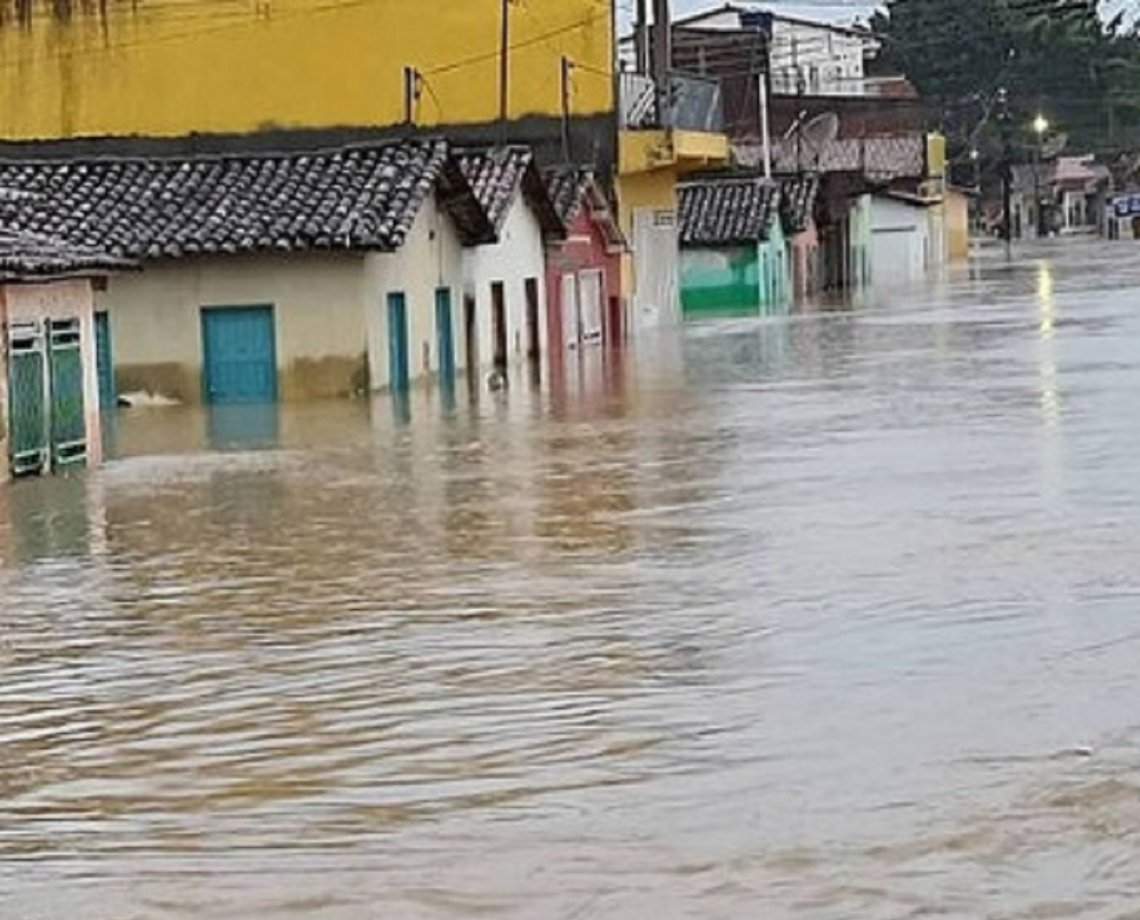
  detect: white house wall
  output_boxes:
[463,197,549,378]
[97,252,368,403]
[365,196,466,392]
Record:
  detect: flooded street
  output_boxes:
[7,239,1140,918]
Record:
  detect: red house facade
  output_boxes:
[543,168,625,356]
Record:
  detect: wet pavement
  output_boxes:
[5,239,1140,917]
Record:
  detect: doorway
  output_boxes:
[386,292,410,394]
[463,293,478,385]
[490,281,508,370]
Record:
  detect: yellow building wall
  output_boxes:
[945,189,971,263]
[616,165,677,304]
[0,0,614,139]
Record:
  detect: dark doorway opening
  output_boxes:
[490,281,508,371]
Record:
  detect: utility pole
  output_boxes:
[754,27,772,180]
[635,0,649,75]
[560,56,574,164]
[499,0,511,145]
[403,66,421,126]
[998,86,1012,254]
[651,0,671,127]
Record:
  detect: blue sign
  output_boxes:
[1113,195,1140,218]
[741,11,774,35]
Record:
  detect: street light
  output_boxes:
[1032,114,1050,238]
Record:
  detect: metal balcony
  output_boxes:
[620,71,724,134]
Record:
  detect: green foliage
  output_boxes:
[872,0,1140,156]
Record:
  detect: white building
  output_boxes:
[457,147,565,382]
[865,191,942,290]
[635,3,883,97]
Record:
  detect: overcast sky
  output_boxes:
[624,0,1136,30]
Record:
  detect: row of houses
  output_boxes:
[0,140,625,483]
[0,0,966,485]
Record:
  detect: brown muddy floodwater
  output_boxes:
[5,240,1140,918]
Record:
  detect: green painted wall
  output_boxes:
[681,228,790,319]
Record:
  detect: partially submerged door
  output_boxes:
[435,287,456,388]
[48,318,88,470]
[578,269,604,343]
[387,292,410,394]
[561,273,580,349]
[201,305,277,404]
[490,281,508,370]
[94,311,114,411]
[7,321,48,477]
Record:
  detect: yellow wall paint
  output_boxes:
[0,0,615,139]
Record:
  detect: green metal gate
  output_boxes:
[6,317,88,478]
[7,321,48,477]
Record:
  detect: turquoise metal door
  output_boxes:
[201,306,277,404]
[387,292,409,394]
[48,318,88,470]
[7,321,48,477]
[94,311,114,411]
[435,288,455,387]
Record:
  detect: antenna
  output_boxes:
[800,113,840,152]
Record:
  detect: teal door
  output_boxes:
[48,319,88,470]
[94,312,114,410]
[7,322,48,476]
[201,306,277,404]
[435,288,455,387]
[387,292,409,394]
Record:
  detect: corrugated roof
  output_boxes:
[0,139,495,260]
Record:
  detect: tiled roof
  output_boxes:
[0,230,134,281]
[0,140,495,260]
[545,165,592,224]
[780,174,818,233]
[679,176,780,246]
[457,146,565,239]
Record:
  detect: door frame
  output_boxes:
[490,281,508,370]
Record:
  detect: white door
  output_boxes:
[633,207,679,327]
[871,226,919,288]
[578,269,604,343]
[561,272,580,349]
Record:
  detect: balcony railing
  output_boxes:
[620,71,724,133]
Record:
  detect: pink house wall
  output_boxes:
[789,221,821,301]
[545,205,623,355]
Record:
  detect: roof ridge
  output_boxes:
[0,136,449,168]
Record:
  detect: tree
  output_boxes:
[872,0,1140,158]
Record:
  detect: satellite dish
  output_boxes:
[1041,133,1068,160]
[799,113,840,153]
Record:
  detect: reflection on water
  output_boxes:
[7,241,1140,917]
